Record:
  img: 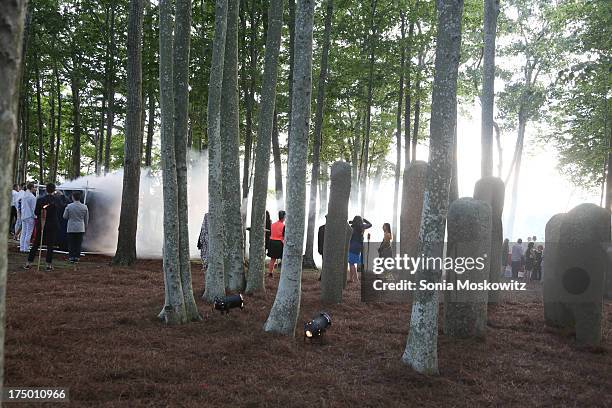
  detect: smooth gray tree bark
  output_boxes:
[220,0,246,292]
[204,0,229,303]
[104,5,116,174]
[114,0,144,267]
[264,0,315,336]
[393,11,406,242]
[304,0,333,270]
[0,0,27,390]
[360,0,378,216]
[246,0,284,294]
[481,0,499,177]
[174,0,200,320]
[159,0,187,324]
[271,109,284,206]
[402,0,464,375]
[319,162,328,215]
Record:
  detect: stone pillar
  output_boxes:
[321,161,352,303]
[473,176,505,304]
[544,204,610,345]
[400,161,427,257]
[444,197,492,339]
[543,213,567,327]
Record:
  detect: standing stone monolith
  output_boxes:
[321,161,352,303]
[543,204,610,345]
[543,213,567,327]
[473,176,505,304]
[400,161,427,257]
[444,197,492,339]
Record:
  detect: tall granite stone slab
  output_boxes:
[400,161,427,258]
[321,161,352,303]
[473,176,505,304]
[543,204,611,345]
[543,213,567,328]
[444,197,492,339]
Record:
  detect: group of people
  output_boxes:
[506,236,544,281]
[198,210,287,277]
[10,183,89,271]
[197,210,394,285]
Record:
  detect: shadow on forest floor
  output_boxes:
[4,242,612,407]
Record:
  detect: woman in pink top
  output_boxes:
[267,210,286,276]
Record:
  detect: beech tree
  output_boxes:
[204,0,229,303]
[158,0,200,323]
[264,0,315,336]
[220,0,245,292]
[303,0,333,270]
[480,0,499,177]
[0,0,27,388]
[114,0,144,266]
[401,0,464,375]
[246,0,285,293]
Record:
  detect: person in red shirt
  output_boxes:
[267,210,286,277]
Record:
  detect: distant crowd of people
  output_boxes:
[10,183,89,271]
[504,236,544,282]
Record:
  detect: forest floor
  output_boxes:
[4,242,612,407]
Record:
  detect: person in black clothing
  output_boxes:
[317,217,326,281]
[25,183,61,271]
[347,215,372,283]
[265,210,271,252]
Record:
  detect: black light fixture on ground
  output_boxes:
[213,294,244,314]
[304,312,332,340]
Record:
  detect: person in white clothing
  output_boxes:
[10,184,19,237]
[14,183,26,239]
[19,183,37,253]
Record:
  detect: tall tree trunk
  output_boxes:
[319,162,328,215]
[246,0,284,294]
[159,0,188,324]
[173,0,201,320]
[203,0,229,303]
[412,49,424,162]
[404,16,415,167]
[20,92,29,183]
[70,67,81,180]
[15,6,30,184]
[52,58,61,182]
[48,74,55,182]
[34,49,44,183]
[105,5,116,174]
[360,0,377,216]
[505,110,526,239]
[393,11,406,241]
[303,0,333,269]
[241,0,257,208]
[286,0,296,141]
[481,0,499,177]
[96,91,106,176]
[271,109,284,206]
[220,0,245,292]
[0,0,27,391]
[145,89,154,166]
[113,0,145,267]
[606,123,612,211]
[450,124,459,202]
[350,109,361,211]
[402,0,464,375]
[264,0,314,336]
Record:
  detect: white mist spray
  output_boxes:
[60,151,209,259]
